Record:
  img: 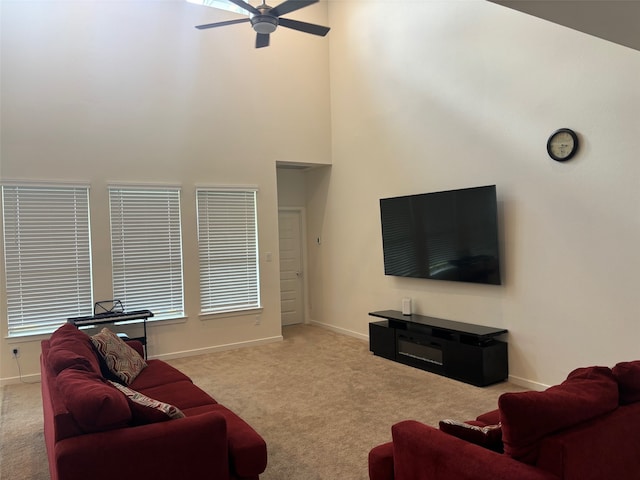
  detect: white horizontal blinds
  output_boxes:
[109,187,184,319]
[197,189,260,314]
[2,185,93,336]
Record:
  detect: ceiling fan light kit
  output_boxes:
[251,15,278,34]
[195,0,330,48]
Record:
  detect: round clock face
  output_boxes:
[547,128,578,162]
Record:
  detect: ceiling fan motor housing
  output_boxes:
[195,0,330,48]
[251,14,278,34]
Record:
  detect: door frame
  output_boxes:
[278,207,309,325]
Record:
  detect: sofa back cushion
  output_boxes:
[57,367,132,433]
[48,323,102,375]
[536,402,640,479]
[40,342,86,441]
[612,360,640,405]
[499,366,619,465]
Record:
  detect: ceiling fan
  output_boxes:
[195,0,330,48]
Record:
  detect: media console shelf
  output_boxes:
[369,310,508,387]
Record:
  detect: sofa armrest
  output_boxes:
[54,411,229,480]
[369,441,395,480]
[391,421,559,480]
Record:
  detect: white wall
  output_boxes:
[307,0,640,388]
[3,0,640,390]
[0,0,331,382]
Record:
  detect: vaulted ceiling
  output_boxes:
[489,0,640,52]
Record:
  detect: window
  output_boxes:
[186,0,249,16]
[2,185,93,336]
[196,188,260,315]
[109,187,184,320]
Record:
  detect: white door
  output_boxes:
[279,210,304,326]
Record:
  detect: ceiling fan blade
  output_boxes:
[195,18,251,29]
[227,0,261,15]
[278,17,330,36]
[256,33,270,48]
[269,0,318,18]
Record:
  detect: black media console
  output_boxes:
[369,310,508,387]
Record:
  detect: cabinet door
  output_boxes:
[369,321,396,360]
[444,342,484,385]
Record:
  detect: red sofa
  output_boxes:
[369,364,640,480]
[41,323,267,480]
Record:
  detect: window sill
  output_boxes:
[147,316,187,327]
[199,307,264,321]
[5,315,188,341]
[5,330,53,343]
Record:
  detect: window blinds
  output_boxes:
[2,185,93,336]
[109,187,184,319]
[196,189,260,314]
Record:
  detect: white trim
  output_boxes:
[107,181,183,190]
[309,319,369,342]
[149,335,283,361]
[199,307,264,321]
[508,375,549,391]
[195,184,259,192]
[0,373,41,386]
[1,179,90,189]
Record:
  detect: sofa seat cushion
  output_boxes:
[128,359,192,390]
[181,403,268,478]
[476,409,500,425]
[57,367,132,433]
[137,380,217,410]
[48,323,102,375]
[612,360,640,405]
[499,366,619,465]
[91,328,147,384]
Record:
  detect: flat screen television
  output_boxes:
[379,185,502,285]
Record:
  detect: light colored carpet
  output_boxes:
[0,324,522,479]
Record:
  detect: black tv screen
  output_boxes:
[380,185,502,285]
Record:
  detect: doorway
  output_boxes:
[278,209,305,326]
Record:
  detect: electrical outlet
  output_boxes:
[255,315,261,325]
[12,348,20,358]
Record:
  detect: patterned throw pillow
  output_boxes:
[439,419,503,452]
[109,381,185,424]
[91,328,147,385]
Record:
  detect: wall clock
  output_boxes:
[547,128,579,162]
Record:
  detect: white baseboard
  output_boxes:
[308,319,368,342]
[508,374,549,391]
[150,335,283,361]
[1,373,41,386]
[0,331,547,392]
[0,336,283,384]
[309,319,549,391]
